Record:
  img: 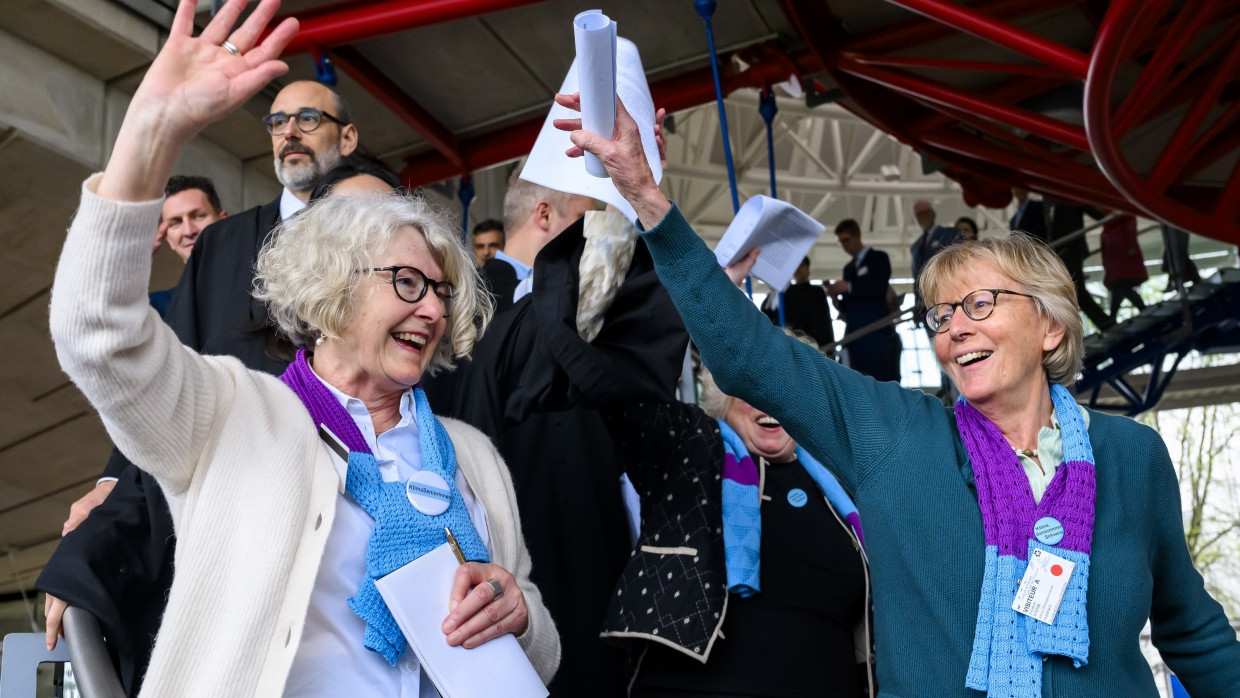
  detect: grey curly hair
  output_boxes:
[253,193,493,374]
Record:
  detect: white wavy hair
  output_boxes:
[253,193,493,374]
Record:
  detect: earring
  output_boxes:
[315,333,326,347]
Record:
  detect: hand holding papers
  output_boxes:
[574,10,617,178]
[525,27,661,223]
[375,544,547,698]
[714,196,826,292]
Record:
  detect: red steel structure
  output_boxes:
[272,0,1240,245]
[781,0,1240,244]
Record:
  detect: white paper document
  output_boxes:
[520,30,661,223]
[573,10,617,178]
[375,543,547,698]
[714,196,826,292]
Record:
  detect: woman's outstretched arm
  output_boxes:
[49,0,298,492]
[552,93,938,493]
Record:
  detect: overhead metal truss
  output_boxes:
[778,0,1240,245]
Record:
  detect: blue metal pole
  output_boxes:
[695,0,750,297]
[695,0,740,214]
[458,174,474,245]
[758,87,786,325]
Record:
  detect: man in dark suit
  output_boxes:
[909,200,960,322]
[1044,196,1114,331]
[479,172,595,312]
[828,219,901,382]
[425,173,631,697]
[39,79,361,696]
[761,256,835,354]
[1009,187,1048,241]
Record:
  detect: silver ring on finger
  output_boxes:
[222,40,241,57]
[484,578,503,600]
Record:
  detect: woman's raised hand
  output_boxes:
[135,0,296,138]
[98,0,298,202]
[552,92,672,230]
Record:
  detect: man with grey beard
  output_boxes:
[161,79,358,370]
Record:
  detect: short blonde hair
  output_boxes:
[698,329,820,418]
[917,231,1082,384]
[254,193,493,374]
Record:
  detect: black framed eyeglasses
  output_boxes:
[370,266,455,314]
[925,289,1035,334]
[262,108,349,136]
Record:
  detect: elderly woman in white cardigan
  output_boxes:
[46,1,558,694]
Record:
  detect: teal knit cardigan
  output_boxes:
[639,204,1240,698]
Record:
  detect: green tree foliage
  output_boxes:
[1143,401,1240,618]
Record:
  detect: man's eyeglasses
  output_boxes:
[371,266,455,315]
[925,289,1035,333]
[262,108,349,136]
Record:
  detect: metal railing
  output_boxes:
[0,606,125,698]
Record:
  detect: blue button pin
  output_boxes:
[1034,516,1064,546]
[787,488,808,508]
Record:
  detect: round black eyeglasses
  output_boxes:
[262,108,349,136]
[371,266,455,315]
[925,289,1035,334]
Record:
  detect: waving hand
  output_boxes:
[98,0,298,203]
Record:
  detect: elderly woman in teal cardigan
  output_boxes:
[551,95,1240,697]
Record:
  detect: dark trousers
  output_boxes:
[1107,280,1146,319]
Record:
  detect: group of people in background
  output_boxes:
[33,2,1239,698]
[762,181,1201,397]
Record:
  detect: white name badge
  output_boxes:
[1011,548,1075,625]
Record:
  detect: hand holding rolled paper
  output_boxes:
[573,10,618,178]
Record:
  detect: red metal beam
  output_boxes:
[881,0,1090,79]
[1146,35,1240,192]
[398,46,823,186]
[1113,0,1216,138]
[837,52,1090,151]
[1178,101,1240,180]
[846,0,1078,54]
[908,75,1068,138]
[328,46,464,170]
[278,0,550,55]
[1084,0,1240,240]
[847,54,1067,80]
[921,130,1118,201]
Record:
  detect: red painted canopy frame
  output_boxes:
[269,0,822,191]
[779,0,1240,244]
[269,0,1240,244]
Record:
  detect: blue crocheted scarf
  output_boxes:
[281,349,489,666]
[718,419,863,597]
[958,384,1096,698]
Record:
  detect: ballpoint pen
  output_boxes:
[444,526,467,565]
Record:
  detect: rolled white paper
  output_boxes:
[521,35,661,224]
[573,10,617,178]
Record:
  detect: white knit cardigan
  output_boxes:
[49,176,560,696]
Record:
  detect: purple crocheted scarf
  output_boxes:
[958,383,1096,698]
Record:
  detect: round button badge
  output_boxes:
[1034,516,1064,546]
[406,470,452,515]
[787,488,808,508]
